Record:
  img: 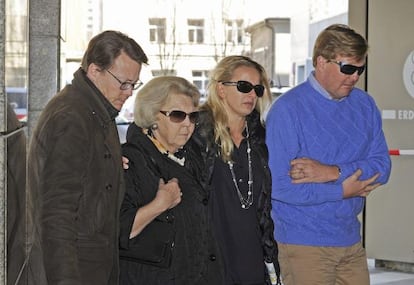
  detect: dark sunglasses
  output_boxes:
[220,80,265,97]
[159,110,199,124]
[329,60,366,75]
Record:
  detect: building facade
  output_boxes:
[61,0,293,118]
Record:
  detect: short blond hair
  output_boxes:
[312,24,368,66]
[134,76,200,128]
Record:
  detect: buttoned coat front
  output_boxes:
[27,68,125,285]
[119,124,224,284]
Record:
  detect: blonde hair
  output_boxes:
[203,55,272,162]
[134,76,200,128]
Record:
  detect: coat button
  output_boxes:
[105,184,112,190]
[209,254,216,261]
[104,152,111,159]
[202,198,208,205]
[165,214,175,222]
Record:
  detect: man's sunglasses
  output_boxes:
[328,60,366,76]
[159,110,199,124]
[220,80,265,97]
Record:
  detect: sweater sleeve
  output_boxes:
[336,97,391,184]
[266,98,343,206]
[266,89,391,206]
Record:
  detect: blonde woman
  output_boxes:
[193,56,281,285]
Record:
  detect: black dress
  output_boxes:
[192,108,281,285]
[119,123,224,285]
[211,139,265,284]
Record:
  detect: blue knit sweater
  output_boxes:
[265,77,391,247]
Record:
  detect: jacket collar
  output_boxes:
[75,68,119,121]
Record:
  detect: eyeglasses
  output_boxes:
[106,69,143,90]
[220,80,265,97]
[159,110,199,124]
[328,60,366,76]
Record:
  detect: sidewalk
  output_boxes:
[369,259,414,285]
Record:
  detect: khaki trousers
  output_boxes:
[278,242,369,285]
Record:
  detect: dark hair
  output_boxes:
[81,30,148,70]
[312,24,368,66]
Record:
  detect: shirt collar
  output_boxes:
[308,71,345,101]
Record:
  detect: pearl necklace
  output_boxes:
[227,123,253,210]
[144,128,186,166]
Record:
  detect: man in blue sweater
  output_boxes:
[265,24,391,285]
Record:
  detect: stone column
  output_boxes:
[28,0,61,135]
[0,0,7,283]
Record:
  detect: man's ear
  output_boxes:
[316,55,328,72]
[86,63,101,81]
[317,55,327,66]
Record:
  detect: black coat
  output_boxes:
[119,123,224,285]
[192,109,281,285]
[27,68,124,285]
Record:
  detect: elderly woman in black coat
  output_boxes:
[119,76,224,285]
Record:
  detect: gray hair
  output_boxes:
[134,76,200,128]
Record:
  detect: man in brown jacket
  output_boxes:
[27,30,147,285]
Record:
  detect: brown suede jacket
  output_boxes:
[27,68,124,285]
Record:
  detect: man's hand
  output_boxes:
[342,169,381,198]
[289,157,340,183]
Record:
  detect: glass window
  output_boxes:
[225,20,233,43]
[225,19,244,44]
[4,1,29,285]
[192,70,209,99]
[5,1,28,122]
[149,18,166,43]
[187,19,204,43]
[236,19,244,44]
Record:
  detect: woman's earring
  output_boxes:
[151,123,158,130]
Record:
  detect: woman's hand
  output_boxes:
[129,178,182,239]
[154,178,182,210]
[122,156,129,169]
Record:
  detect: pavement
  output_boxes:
[369,259,414,285]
